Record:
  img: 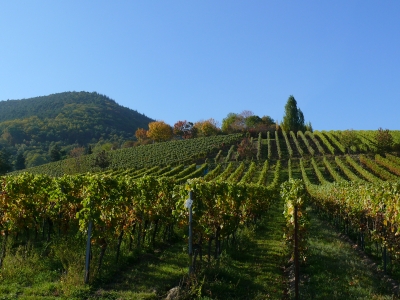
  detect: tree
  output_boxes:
[234,111,253,132]
[261,115,275,127]
[135,128,148,142]
[221,113,242,133]
[222,111,274,136]
[194,119,221,137]
[281,96,305,132]
[147,121,173,142]
[0,150,12,174]
[50,144,62,162]
[245,115,262,129]
[340,130,361,154]
[70,147,85,159]
[121,140,135,148]
[237,137,257,160]
[173,120,197,139]
[221,111,257,133]
[14,152,26,170]
[305,121,313,132]
[375,128,393,154]
[92,150,110,170]
[66,147,86,174]
[85,145,93,155]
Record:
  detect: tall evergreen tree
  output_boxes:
[281,95,305,132]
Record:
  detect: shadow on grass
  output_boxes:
[301,207,395,300]
[197,198,287,299]
[90,198,288,300]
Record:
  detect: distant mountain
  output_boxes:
[0,91,154,168]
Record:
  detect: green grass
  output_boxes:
[301,206,396,299]
[193,198,287,299]
[80,197,288,299]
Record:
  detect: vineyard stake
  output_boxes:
[84,220,93,284]
[185,191,194,275]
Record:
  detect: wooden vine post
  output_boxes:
[185,190,194,275]
[281,179,307,300]
[84,220,93,284]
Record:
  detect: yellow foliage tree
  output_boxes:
[194,118,221,137]
[147,121,173,142]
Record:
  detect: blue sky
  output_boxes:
[1,1,399,130]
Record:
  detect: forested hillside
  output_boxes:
[0,91,154,168]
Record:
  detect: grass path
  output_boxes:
[197,197,288,299]
[88,197,288,300]
[89,242,189,299]
[300,206,396,299]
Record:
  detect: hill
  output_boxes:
[3,129,400,298]
[0,91,154,168]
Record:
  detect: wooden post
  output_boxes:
[185,191,194,275]
[84,220,92,284]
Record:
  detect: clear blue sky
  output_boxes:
[1,1,399,130]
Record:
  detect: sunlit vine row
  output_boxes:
[282,131,293,157]
[305,131,325,155]
[375,154,400,177]
[359,155,397,181]
[290,131,304,157]
[345,155,382,183]
[297,131,315,156]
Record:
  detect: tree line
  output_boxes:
[135,95,309,144]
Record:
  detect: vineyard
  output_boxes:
[1,130,400,298]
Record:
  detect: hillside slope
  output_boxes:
[0,91,154,168]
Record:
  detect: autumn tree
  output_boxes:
[70,147,85,159]
[173,120,197,139]
[66,147,86,174]
[147,121,173,142]
[281,96,305,132]
[194,119,221,137]
[135,128,148,142]
[221,111,257,133]
[237,137,257,160]
[375,128,393,154]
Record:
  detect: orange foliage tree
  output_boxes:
[147,121,173,142]
[173,120,197,139]
[135,128,148,142]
